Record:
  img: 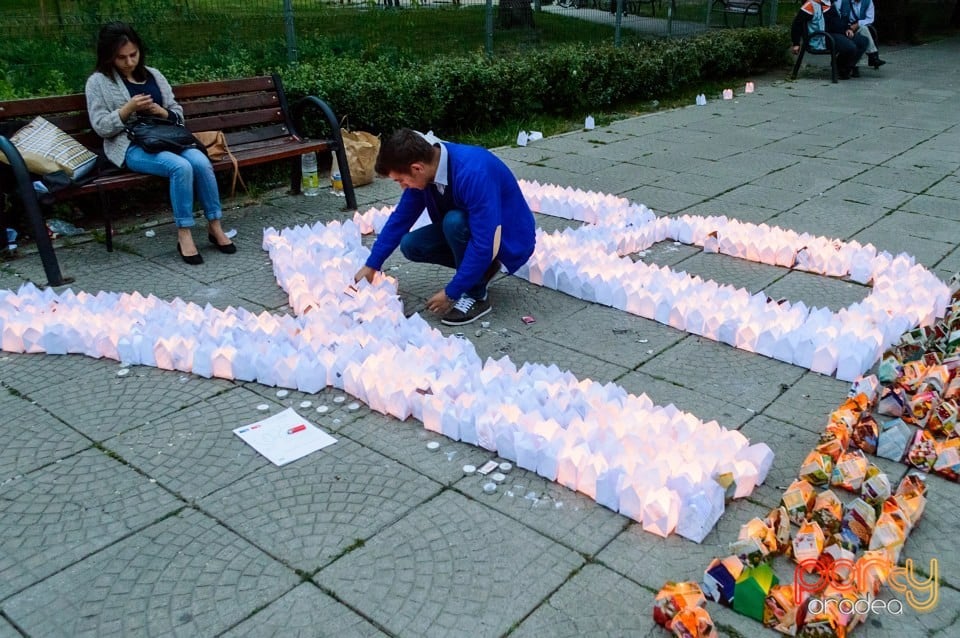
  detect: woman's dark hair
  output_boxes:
[95,21,148,81]
[375,128,435,176]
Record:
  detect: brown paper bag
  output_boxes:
[340,128,380,186]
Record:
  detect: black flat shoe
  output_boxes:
[177,242,204,265]
[208,233,237,254]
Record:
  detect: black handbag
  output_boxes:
[125,117,204,154]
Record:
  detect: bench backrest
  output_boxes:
[720,0,763,12]
[0,75,296,155]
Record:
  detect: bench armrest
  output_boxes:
[0,136,67,285]
[290,95,358,211]
[804,30,835,52]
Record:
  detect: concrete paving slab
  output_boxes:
[651,172,745,198]
[854,164,949,194]
[935,245,960,283]
[862,209,960,242]
[899,472,960,591]
[473,327,631,386]
[713,183,812,212]
[622,185,705,213]
[0,389,90,482]
[590,161,676,191]
[220,583,388,638]
[852,224,956,270]
[767,197,889,240]
[758,168,843,197]
[883,146,960,172]
[0,352,121,396]
[479,274,590,333]
[639,336,805,413]
[760,270,869,313]
[761,370,850,434]
[315,490,583,638]
[669,251,785,295]
[900,193,960,222]
[538,151,620,175]
[510,563,658,638]
[0,448,181,601]
[103,386,277,500]
[455,466,628,556]
[617,371,757,430]
[199,437,440,572]
[24,362,233,442]
[334,410,476,487]
[829,180,913,208]
[528,301,687,369]
[0,620,19,638]
[628,150,721,175]
[924,175,960,199]
[3,509,298,637]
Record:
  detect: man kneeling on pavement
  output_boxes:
[354,128,536,326]
[791,0,869,79]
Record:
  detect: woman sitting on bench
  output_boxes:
[85,21,236,265]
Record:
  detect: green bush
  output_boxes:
[0,25,789,139]
[280,27,790,135]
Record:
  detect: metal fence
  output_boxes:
[1,0,776,49]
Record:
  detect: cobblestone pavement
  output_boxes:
[2,38,959,637]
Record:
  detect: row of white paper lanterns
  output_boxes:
[1,181,948,539]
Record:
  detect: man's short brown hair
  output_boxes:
[375,128,435,176]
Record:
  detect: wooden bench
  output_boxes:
[0,74,357,283]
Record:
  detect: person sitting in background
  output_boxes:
[85,21,235,265]
[354,129,536,326]
[791,0,869,80]
[836,0,886,68]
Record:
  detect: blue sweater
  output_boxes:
[365,142,536,300]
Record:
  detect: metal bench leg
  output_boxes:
[290,157,301,195]
[829,49,838,83]
[98,187,114,252]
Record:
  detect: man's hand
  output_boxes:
[791,45,800,55]
[354,265,376,283]
[426,289,454,315]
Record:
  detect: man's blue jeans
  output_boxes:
[125,146,222,228]
[399,209,487,300]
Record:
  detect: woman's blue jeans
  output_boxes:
[399,209,487,300]
[125,146,222,228]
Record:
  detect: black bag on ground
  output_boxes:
[126,117,204,154]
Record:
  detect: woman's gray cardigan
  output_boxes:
[84,66,184,168]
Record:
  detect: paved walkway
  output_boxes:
[1,38,959,638]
